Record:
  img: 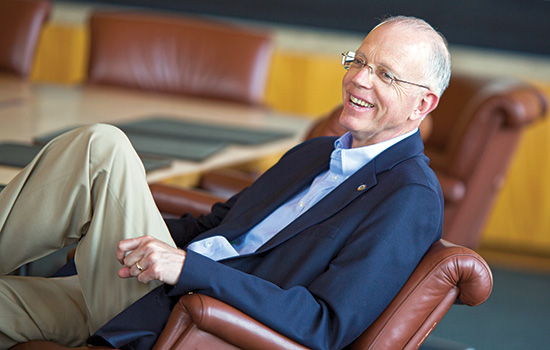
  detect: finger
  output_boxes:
[115,237,142,264]
[123,250,146,269]
[117,236,152,265]
[122,236,162,268]
[137,271,153,284]
[131,262,155,284]
[129,260,147,277]
[118,264,147,280]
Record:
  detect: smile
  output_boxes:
[350,95,375,108]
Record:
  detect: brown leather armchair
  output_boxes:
[426,75,547,248]
[196,73,549,249]
[149,241,492,350]
[13,184,493,350]
[0,0,51,77]
[87,10,273,105]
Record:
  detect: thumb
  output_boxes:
[118,266,132,279]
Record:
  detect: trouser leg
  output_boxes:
[0,124,176,345]
[0,275,89,348]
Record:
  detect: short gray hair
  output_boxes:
[376,16,452,96]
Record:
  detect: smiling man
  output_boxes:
[0,16,451,350]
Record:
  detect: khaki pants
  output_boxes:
[0,124,175,348]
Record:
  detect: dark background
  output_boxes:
[69,0,550,56]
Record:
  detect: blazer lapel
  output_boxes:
[256,161,377,252]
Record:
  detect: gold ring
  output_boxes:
[136,261,144,271]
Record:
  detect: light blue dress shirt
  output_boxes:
[187,129,417,261]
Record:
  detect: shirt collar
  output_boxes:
[330,129,418,177]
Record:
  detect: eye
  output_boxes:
[353,57,366,68]
[377,68,395,84]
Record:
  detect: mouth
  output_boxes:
[349,95,375,108]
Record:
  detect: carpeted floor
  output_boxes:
[422,266,550,350]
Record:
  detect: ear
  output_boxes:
[410,91,439,121]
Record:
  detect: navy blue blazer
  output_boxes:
[91,132,443,350]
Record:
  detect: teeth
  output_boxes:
[350,95,374,108]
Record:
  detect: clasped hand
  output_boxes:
[116,235,186,285]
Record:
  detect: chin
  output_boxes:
[338,116,359,135]
[339,108,364,130]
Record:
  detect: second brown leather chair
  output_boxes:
[87,10,273,105]
[426,75,547,248]
[0,0,51,77]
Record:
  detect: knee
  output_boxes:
[80,123,127,142]
[79,123,132,151]
[72,124,137,162]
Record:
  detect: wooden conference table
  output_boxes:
[0,75,311,187]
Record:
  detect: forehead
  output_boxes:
[356,24,430,74]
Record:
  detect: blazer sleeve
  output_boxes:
[167,181,443,350]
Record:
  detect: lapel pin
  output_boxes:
[357,184,367,191]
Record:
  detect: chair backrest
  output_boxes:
[151,239,492,350]
[426,74,548,248]
[87,11,274,105]
[0,0,51,77]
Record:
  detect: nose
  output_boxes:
[350,65,374,89]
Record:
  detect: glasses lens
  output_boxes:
[341,51,355,70]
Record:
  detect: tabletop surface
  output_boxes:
[0,75,311,185]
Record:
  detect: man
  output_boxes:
[0,15,451,350]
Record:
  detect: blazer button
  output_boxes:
[357,184,367,191]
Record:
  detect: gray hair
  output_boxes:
[376,16,452,96]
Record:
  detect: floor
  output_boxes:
[426,265,550,350]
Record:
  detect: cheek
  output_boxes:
[342,70,353,84]
[342,69,357,88]
[392,87,409,101]
[342,73,351,98]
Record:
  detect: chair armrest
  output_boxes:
[198,168,256,199]
[429,77,547,178]
[491,81,548,128]
[153,240,492,350]
[154,293,309,350]
[435,172,466,204]
[352,239,493,350]
[149,184,225,217]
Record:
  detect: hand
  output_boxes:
[116,235,186,285]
